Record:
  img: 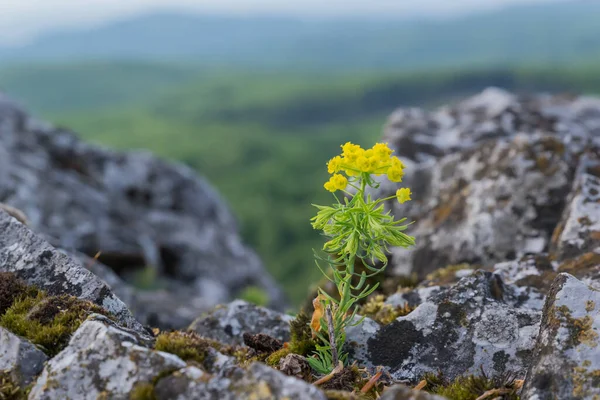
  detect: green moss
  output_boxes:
[0,372,28,400]
[266,347,291,366]
[0,272,36,316]
[424,371,520,400]
[129,383,157,400]
[238,286,270,307]
[154,331,209,364]
[0,292,112,356]
[128,369,181,400]
[359,295,415,325]
[288,311,315,355]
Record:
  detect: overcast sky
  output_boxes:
[0,0,564,46]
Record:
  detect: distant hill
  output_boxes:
[1,1,599,70]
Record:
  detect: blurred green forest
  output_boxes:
[2,63,600,303]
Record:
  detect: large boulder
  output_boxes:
[523,273,600,399]
[0,93,285,328]
[380,88,600,278]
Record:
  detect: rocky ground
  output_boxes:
[2,88,600,399]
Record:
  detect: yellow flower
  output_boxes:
[332,174,348,190]
[324,174,348,192]
[324,180,336,192]
[387,166,404,182]
[372,143,393,159]
[327,156,343,174]
[366,157,380,173]
[355,156,370,172]
[342,143,365,164]
[396,188,412,204]
[341,142,362,156]
[390,156,404,170]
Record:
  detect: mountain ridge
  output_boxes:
[1,1,598,70]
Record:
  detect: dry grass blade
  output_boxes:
[474,388,512,400]
[413,379,427,390]
[360,369,383,393]
[314,361,344,385]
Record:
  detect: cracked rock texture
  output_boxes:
[348,271,541,382]
[380,88,600,278]
[29,315,186,400]
[523,273,600,399]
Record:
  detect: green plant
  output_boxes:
[308,142,415,375]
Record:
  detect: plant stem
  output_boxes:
[325,305,338,367]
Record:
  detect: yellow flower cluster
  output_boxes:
[324,174,348,192]
[396,188,412,204]
[324,142,405,192]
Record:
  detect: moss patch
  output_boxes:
[424,371,520,400]
[129,382,156,400]
[0,291,112,356]
[0,372,28,400]
[288,311,315,355]
[154,331,210,364]
[265,347,291,367]
[0,272,35,316]
[359,295,415,325]
[128,369,180,400]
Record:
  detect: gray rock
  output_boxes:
[388,134,572,278]
[347,271,541,382]
[29,315,185,400]
[380,89,600,278]
[492,254,555,310]
[0,210,146,334]
[0,95,285,325]
[384,88,598,164]
[551,153,600,261]
[380,385,447,400]
[0,326,47,386]
[189,300,293,345]
[154,363,326,400]
[523,273,600,399]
